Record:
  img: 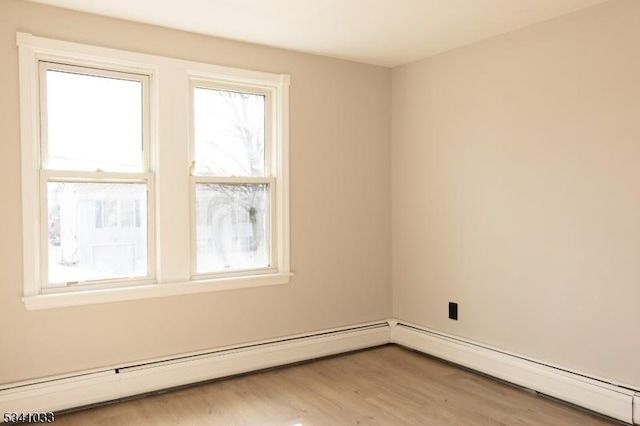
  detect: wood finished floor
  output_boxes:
[55,345,621,425]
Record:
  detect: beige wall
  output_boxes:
[3,0,637,393]
[0,0,391,384]
[392,0,640,388]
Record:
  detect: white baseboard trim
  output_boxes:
[2,319,637,424]
[0,321,390,414]
[390,320,636,424]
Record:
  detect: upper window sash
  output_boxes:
[39,62,151,174]
[190,79,275,179]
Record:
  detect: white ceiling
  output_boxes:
[25,0,609,67]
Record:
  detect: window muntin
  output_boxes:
[39,62,153,290]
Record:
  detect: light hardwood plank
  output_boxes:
[54,345,622,425]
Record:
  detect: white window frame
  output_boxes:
[38,61,155,292]
[189,80,278,280]
[17,33,292,310]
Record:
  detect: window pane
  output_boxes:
[47,182,148,285]
[195,183,270,273]
[194,87,265,176]
[45,69,144,172]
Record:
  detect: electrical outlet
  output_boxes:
[449,302,458,320]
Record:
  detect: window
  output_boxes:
[41,64,153,289]
[95,199,143,229]
[17,33,291,309]
[191,84,273,277]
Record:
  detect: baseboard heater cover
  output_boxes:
[2,320,637,424]
[0,321,390,413]
[390,321,636,424]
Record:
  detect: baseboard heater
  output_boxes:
[2,320,637,424]
[390,321,637,424]
[0,321,390,414]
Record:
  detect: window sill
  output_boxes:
[22,272,294,310]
